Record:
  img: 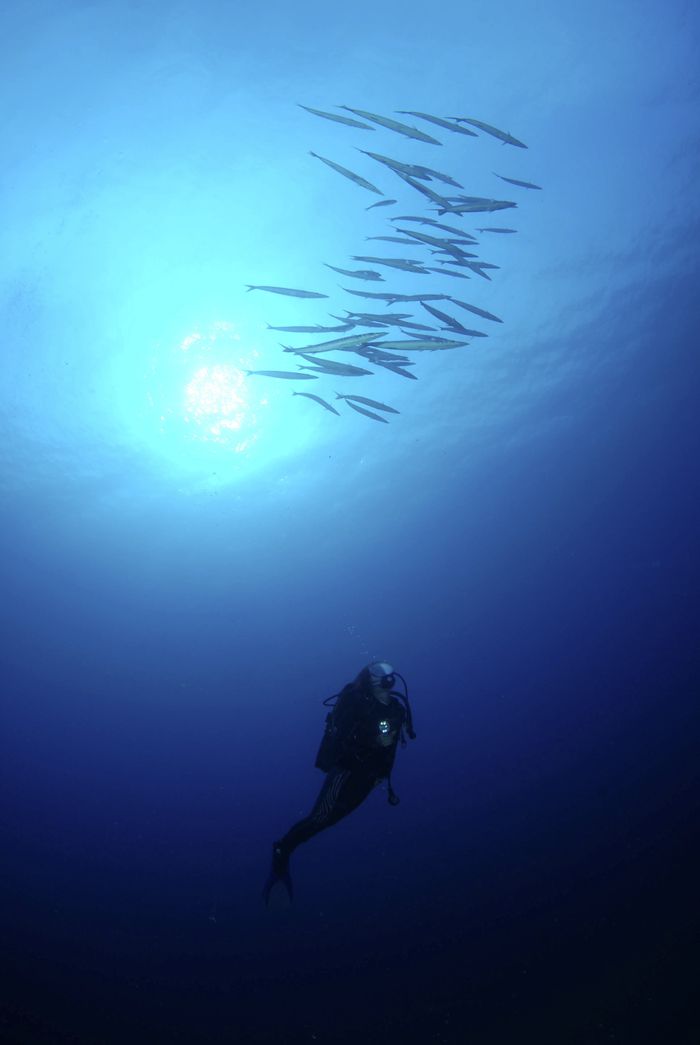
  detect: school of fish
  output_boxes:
[245,106,540,423]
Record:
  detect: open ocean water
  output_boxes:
[1,2,699,1043]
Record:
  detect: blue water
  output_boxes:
[2,1,699,1042]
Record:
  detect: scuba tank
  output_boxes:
[314,684,355,772]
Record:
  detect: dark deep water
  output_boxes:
[3,287,698,1042]
[2,2,700,1042]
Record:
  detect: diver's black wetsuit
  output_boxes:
[272,676,407,872]
[277,765,379,854]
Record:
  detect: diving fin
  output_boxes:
[262,842,293,907]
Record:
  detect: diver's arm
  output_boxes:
[376,738,399,778]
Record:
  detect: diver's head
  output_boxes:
[365,661,416,741]
[367,661,396,692]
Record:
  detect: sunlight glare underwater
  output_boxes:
[111,317,319,484]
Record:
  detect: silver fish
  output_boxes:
[388,213,435,222]
[298,104,375,129]
[493,172,542,190]
[341,287,449,302]
[371,338,469,352]
[449,298,503,323]
[357,150,415,175]
[435,259,499,280]
[446,194,518,209]
[324,263,385,282]
[401,166,463,189]
[430,248,479,260]
[309,151,384,195]
[245,369,318,379]
[420,301,479,333]
[394,172,452,207]
[398,332,454,342]
[292,391,341,415]
[395,111,479,137]
[344,399,390,423]
[397,228,473,261]
[340,107,442,145]
[298,361,372,377]
[383,292,451,303]
[427,266,470,279]
[395,226,457,248]
[246,285,328,298]
[432,239,480,249]
[330,312,388,327]
[282,331,387,354]
[351,255,430,273]
[451,117,528,148]
[434,201,516,215]
[388,318,435,330]
[366,235,424,245]
[476,227,517,234]
[347,315,431,332]
[374,361,418,380]
[466,261,500,280]
[366,198,397,210]
[358,150,463,188]
[391,216,479,241]
[341,311,412,322]
[335,393,400,414]
[267,322,354,333]
[357,348,412,362]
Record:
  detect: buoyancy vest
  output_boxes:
[315,682,406,774]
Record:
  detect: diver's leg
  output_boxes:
[321,767,378,829]
[264,768,376,904]
[280,766,376,853]
[263,770,346,905]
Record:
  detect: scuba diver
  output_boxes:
[263,660,416,906]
